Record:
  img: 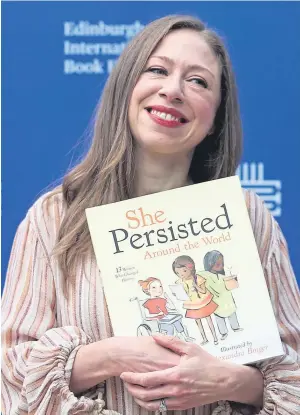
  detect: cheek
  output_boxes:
[190,89,218,117]
[130,77,161,110]
[195,99,217,122]
[128,91,138,120]
[130,80,150,107]
[128,83,144,118]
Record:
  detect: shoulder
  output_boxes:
[243,188,274,229]
[196,274,206,285]
[26,187,65,244]
[197,271,214,280]
[242,189,279,264]
[243,188,271,222]
[143,298,154,306]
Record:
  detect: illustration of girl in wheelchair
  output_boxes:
[131,277,195,341]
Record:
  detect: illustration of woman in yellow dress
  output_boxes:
[172,255,219,345]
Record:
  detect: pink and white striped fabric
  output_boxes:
[2,190,300,415]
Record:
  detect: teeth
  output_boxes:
[150,109,180,122]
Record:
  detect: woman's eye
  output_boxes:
[146,67,168,76]
[188,77,208,88]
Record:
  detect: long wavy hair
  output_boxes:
[49,15,242,290]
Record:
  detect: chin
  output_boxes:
[137,138,183,155]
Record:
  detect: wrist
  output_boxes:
[223,363,264,407]
[103,337,128,377]
[70,338,118,394]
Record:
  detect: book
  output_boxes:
[86,175,283,365]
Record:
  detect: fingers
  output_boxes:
[153,334,211,359]
[124,381,178,402]
[133,396,185,412]
[152,334,189,355]
[121,366,176,388]
[133,397,170,412]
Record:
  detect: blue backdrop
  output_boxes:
[2,1,300,289]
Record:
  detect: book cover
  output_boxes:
[86,176,283,365]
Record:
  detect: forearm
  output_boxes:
[225,364,264,408]
[70,338,119,394]
[2,326,110,414]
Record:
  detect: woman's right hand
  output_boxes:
[70,336,180,394]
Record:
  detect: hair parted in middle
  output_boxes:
[51,14,243,288]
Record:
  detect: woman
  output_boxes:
[138,277,192,341]
[203,251,243,340]
[2,14,300,415]
[172,255,219,345]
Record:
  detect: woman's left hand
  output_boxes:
[120,334,237,411]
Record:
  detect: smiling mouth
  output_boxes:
[145,107,188,124]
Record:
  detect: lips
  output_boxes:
[145,105,189,123]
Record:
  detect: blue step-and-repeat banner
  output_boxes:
[2,1,300,288]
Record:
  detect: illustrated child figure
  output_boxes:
[172,256,219,345]
[138,277,193,341]
[203,250,243,340]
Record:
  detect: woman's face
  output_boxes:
[128,29,221,156]
[211,256,224,272]
[149,280,163,297]
[175,266,193,280]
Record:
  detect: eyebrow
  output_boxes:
[150,55,215,79]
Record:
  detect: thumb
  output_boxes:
[152,334,188,356]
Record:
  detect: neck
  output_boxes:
[133,147,193,197]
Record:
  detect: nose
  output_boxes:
[158,75,184,104]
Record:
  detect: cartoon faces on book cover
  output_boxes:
[86,177,283,363]
[133,250,243,346]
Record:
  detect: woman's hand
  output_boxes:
[121,335,264,411]
[107,336,180,375]
[70,336,180,395]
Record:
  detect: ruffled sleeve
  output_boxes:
[254,219,300,415]
[223,191,300,415]
[1,210,121,414]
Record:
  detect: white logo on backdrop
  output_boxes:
[63,20,144,75]
[236,162,282,217]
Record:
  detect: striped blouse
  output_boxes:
[2,189,300,415]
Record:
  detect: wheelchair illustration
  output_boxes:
[130,296,195,341]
